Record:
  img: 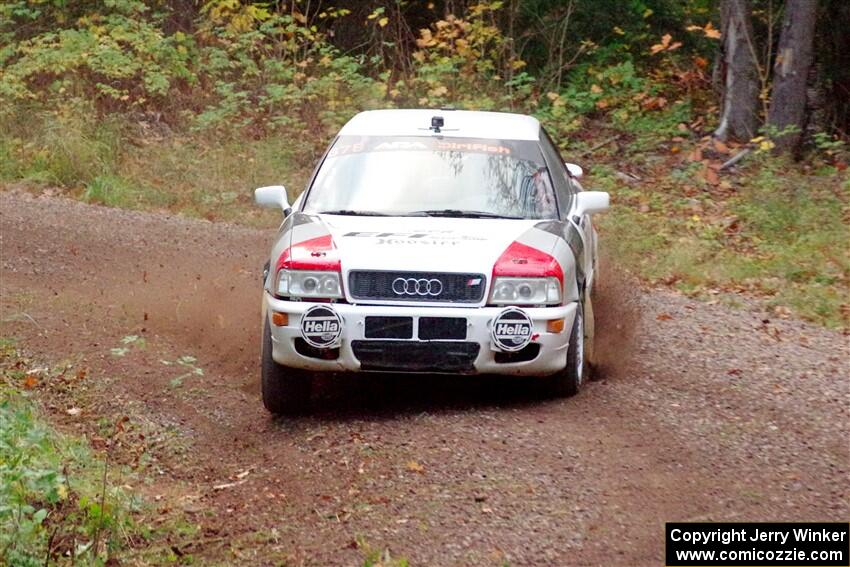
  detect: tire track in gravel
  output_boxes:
[2,191,847,566]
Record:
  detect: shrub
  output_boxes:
[400,1,531,110]
[0,387,138,564]
[0,0,193,116]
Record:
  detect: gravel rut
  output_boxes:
[1,191,848,566]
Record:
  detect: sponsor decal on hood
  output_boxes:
[316,215,544,273]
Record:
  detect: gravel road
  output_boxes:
[2,191,848,566]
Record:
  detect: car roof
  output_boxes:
[338,109,542,141]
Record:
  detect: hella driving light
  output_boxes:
[276,269,343,299]
[489,277,561,306]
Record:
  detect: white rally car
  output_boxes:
[255,109,609,414]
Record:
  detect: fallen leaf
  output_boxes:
[23,374,38,389]
[773,305,792,319]
[656,313,673,321]
[406,460,425,473]
[687,148,703,162]
[213,479,247,491]
[712,139,730,154]
[642,96,667,110]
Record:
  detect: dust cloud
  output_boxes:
[591,261,642,381]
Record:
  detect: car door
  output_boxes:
[539,130,594,292]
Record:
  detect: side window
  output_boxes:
[539,129,574,217]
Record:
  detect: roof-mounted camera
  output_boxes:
[430,116,445,133]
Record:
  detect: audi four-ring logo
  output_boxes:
[392,277,443,296]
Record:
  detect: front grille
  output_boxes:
[352,340,479,372]
[348,271,486,303]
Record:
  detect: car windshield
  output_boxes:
[302,136,558,219]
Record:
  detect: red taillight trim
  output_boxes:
[276,234,341,272]
[492,241,563,283]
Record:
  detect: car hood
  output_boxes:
[318,214,543,273]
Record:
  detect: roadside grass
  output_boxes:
[0,107,310,226]
[116,134,313,225]
[0,104,122,189]
[0,338,189,566]
[597,152,849,328]
[1,338,134,564]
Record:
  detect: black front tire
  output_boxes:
[549,301,587,398]
[261,319,311,415]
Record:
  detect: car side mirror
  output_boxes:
[574,191,609,216]
[254,185,290,212]
[565,162,583,179]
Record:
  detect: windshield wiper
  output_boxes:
[411,209,523,219]
[318,209,391,216]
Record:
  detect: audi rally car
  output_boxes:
[255,109,609,414]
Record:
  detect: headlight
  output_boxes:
[488,277,561,305]
[276,269,343,299]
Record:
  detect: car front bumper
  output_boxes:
[264,293,577,376]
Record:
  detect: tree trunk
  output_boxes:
[767,0,818,153]
[715,0,761,142]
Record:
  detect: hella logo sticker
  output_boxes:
[300,305,342,348]
[491,308,534,352]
